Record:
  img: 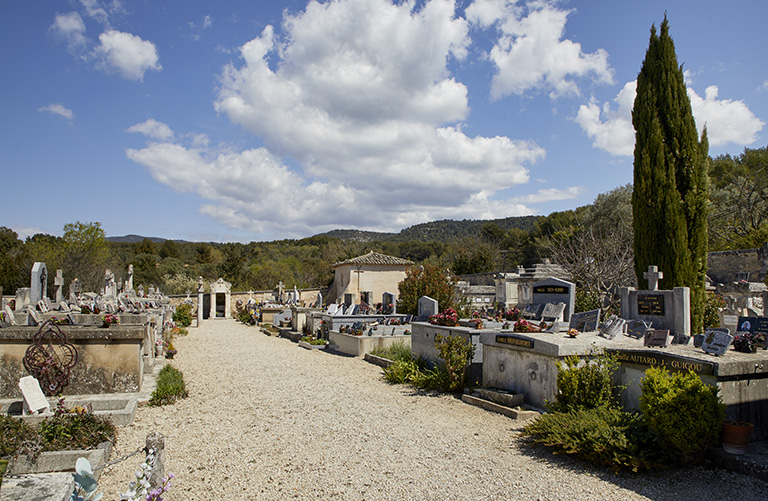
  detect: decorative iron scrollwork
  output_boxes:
[23,320,78,395]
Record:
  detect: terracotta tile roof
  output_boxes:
[332,251,414,268]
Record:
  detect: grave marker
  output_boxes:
[569,309,601,332]
[599,315,626,340]
[737,316,757,333]
[54,269,64,303]
[417,296,439,320]
[4,305,17,325]
[30,262,48,303]
[701,329,734,356]
[540,302,566,322]
[644,329,672,347]
[626,319,653,339]
[18,376,51,415]
[531,277,575,321]
[27,308,43,326]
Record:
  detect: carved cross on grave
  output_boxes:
[643,265,663,291]
[54,270,64,303]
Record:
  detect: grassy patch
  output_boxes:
[149,364,189,407]
[370,341,412,362]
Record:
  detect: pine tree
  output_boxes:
[632,16,709,334]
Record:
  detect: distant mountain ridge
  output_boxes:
[109,215,542,244]
[107,234,189,244]
[316,215,541,243]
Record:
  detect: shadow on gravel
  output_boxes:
[321,347,357,358]
[512,434,754,501]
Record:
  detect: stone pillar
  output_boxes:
[145,432,165,490]
[197,276,204,325]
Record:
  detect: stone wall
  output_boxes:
[0,324,145,398]
[707,245,768,285]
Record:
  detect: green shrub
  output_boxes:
[38,413,116,451]
[640,367,724,463]
[410,365,450,391]
[172,303,194,327]
[0,415,36,459]
[523,406,658,472]
[238,309,256,325]
[383,359,423,384]
[703,292,725,329]
[434,334,475,393]
[550,348,619,412]
[370,341,413,362]
[149,364,189,407]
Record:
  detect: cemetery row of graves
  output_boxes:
[232,266,768,469]
[1,255,767,492]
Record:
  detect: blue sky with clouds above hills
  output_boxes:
[2,0,766,242]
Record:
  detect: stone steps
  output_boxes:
[461,388,539,421]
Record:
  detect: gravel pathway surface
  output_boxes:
[98,320,768,500]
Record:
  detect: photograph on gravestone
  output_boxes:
[644,329,671,348]
[701,329,734,356]
[737,316,757,333]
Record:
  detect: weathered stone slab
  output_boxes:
[702,329,734,356]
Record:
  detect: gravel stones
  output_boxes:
[97,320,768,500]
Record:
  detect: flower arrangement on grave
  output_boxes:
[80,305,92,314]
[513,318,541,333]
[165,341,177,359]
[468,318,484,329]
[567,328,579,338]
[101,313,119,328]
[504,308,521,321]
[732,331,766,353]
[50,316,69,325]
[502,321,510,330]
[429,308,459,326]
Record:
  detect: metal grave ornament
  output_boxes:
[23,320,78,395]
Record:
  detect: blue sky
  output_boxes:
[2,0,766,243]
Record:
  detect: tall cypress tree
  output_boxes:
[632,16,709,334]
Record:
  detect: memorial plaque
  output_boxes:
[637,294,665,316]
[644,329,672,347]
[627,319,653,339]
[569,309,601,332]
[599,315,626,340]
[737,316,757,333]
[701,329,734,356]
[496,335,534,349]
[609,350,715,376]
[754,317,768,349]
[533,285,568,295]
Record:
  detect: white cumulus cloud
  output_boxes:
[576,81,764,155]
[575,81,636,156]
[49,12,87,54]
[466,0,614,99]
[687,86,764,147]
[94,30,161,81]
[127,0,548,237]
[126,119,174,141]
[39,103,74,121]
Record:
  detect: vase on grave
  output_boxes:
[721,420,753,454]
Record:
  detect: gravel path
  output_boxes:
[98,320,768,500]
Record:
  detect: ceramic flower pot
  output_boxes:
[721,420,754,454]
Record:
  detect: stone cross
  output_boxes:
[643,265,663,291]
[54,270,64,303]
